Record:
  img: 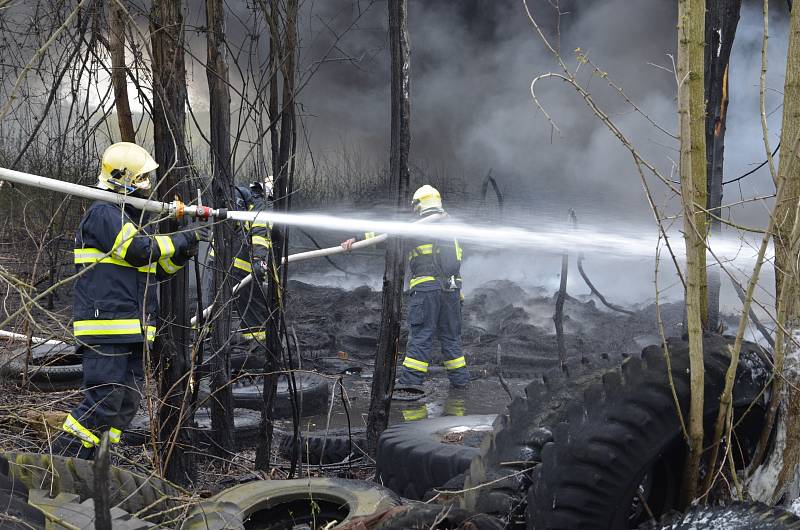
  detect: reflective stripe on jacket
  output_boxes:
[408,234,462,291]
[73,200,192,344]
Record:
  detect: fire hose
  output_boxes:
[0,166,443,337]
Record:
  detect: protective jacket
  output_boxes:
[224,186,272,274]
[408,214,462,291]
[72,201,193,344]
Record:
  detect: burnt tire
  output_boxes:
[376,415,496,501]
[231,372,330,418]
[462,353,626,520]
[3,452,181,525]
[180,477,402,530]
[124,407,261,450]
[642,502,800,529]
[277,427,367,464]
[372,504,505,529]
[1,342,82,391]
[527,335,769,530]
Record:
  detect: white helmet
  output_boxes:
[411,185,443,215]
[250,174,274,200]
[98,142,159,194]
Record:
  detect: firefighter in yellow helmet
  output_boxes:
[400,185,468,388]
[56,142,207,458]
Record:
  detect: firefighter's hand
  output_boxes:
[252,259,269,282]
[341,238,356,251]
[186,222,212,243]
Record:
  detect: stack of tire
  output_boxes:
[375,335,774,529]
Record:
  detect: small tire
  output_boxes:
[371,504,505,530]
[180,478,402,529]
[3,452,181,525]
[231,372,330,418]
[277,428,367,464]
[1,343,83,391]
[376,415,496,501]
[642,502,800,529]
[124,407,262,450]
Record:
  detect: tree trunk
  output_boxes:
[748,1,800,502]
[677,0,708,507]
[254,0,297,471]
[705,0,742,332]
[108,0,134,143]
[150,0,195,486]
[205,0,235,455]
[365,0,411,454]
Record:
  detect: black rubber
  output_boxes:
[180,478,402,529]
[1,342,83,391]
[462,352,627,519]
[277,427,367,464]
[527,335,769,530]
[231,372,330,418]
[640,502,800,529]
[3,452,181,525]
[0,454,46,530]
[373,504,505,529]
[376,415,497,501]
[124,407,262,450]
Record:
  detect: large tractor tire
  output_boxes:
[641,502,800,529]
[376,415,496,501]
[527,335,768,529]
[3,452,182,525]
[277,427,367,464]
[1,342,82,391]
[181,478,402,530]
[462,352,626,519]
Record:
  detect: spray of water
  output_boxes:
[227,209,767,264]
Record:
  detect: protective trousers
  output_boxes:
[231,266,269,341]
[398,289,469,387]
[69,343,144,443]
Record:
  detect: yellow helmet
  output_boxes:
[98,142,159,194]
[411,185,443,215]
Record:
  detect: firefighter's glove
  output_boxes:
[186,222,212,243]
[252,259,269,282]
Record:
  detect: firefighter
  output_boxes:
[342,185,469,389]
[57,142,207,458]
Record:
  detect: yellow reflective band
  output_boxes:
[364,231,377,240]
[209,249,215,258]
[74,248,156,273]
[158,257,181,275]
[252,222,269,228]
[73,319,143,337]
[402,406,428,421]
[409,276,436,288]
[63,414,99,447]
[251,235,272,248]
[455,239,463,261]
[145,326,156,342]
[411,244,433,258]
[444,398,466,416]
[234,258,252,272]
[109,428,122,444]
[112,222,138,261]
[402,356,429,373]
[444,356,467,370]
[155,235,176,259]
[242,331,267,341]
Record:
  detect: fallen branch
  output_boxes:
[577,255,635,316]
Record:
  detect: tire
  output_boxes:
[462,353,626,518]
[3,452,181,525]
[277,427,367,464]
[231,372,330,418]
[124,407,262,450]
[180,478,402,530]
[1,342,83,391]
[527,335,769,530]
[0,455,46,530]
[376,415,497,501]
[641,502,800,529]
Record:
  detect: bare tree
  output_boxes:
[677,0,708,507]
[108,0,134,143]
[205,0,235,455]
[365,0,411,453]
[150,0,195,485]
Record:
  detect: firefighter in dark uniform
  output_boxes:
[341,185,469,388]
[204,177,272,343]
[59,142,205,458]
[399,185,469,388]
